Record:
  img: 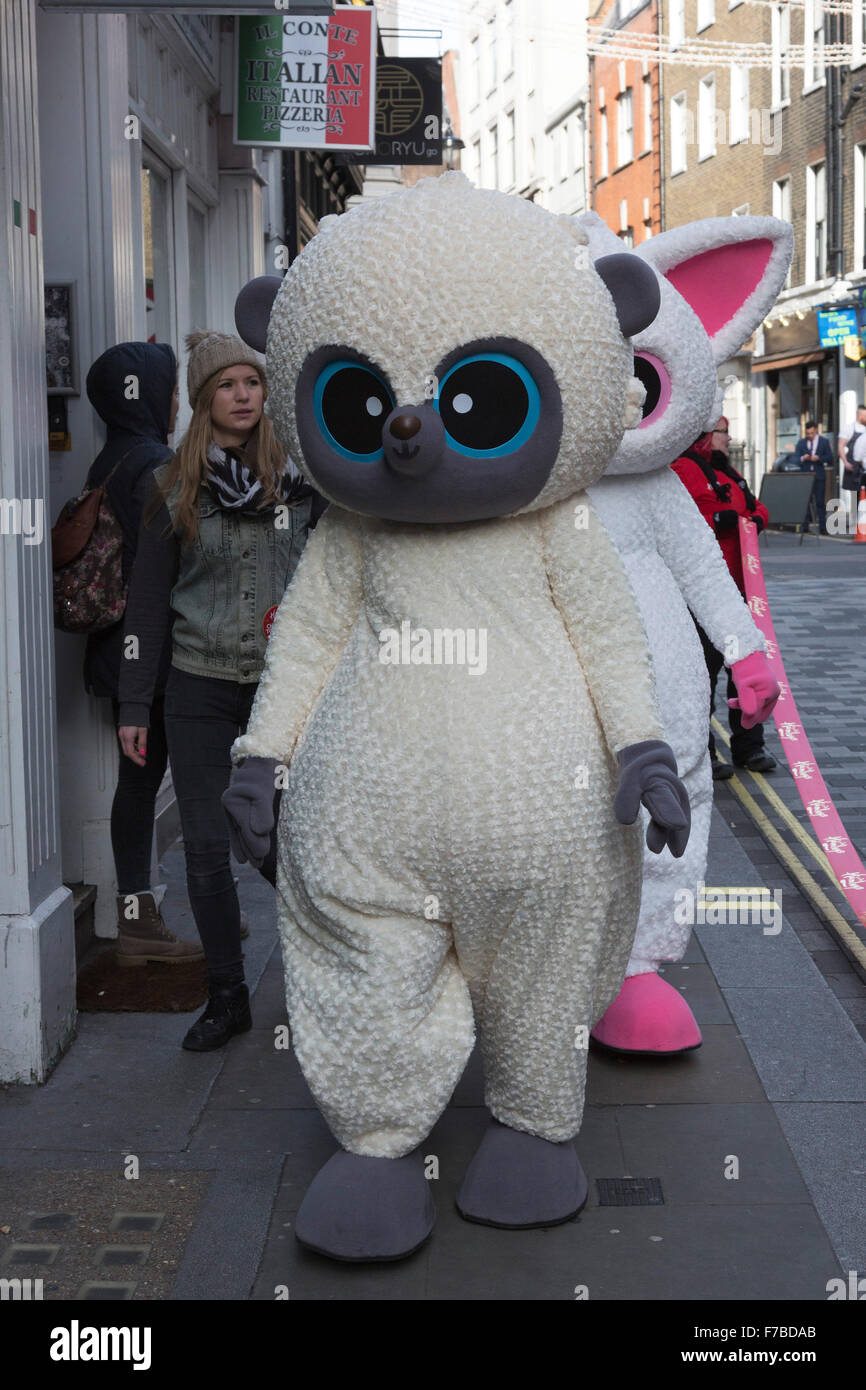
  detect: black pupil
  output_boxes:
[322,366,392,455]
[633,356,661,419]
[440,361,529,451]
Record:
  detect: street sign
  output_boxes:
[234,6,377,151]
[363,58,443,165]
[816,307,859,348]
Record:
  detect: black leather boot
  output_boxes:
[182,982,252,1051]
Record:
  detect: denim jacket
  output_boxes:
[157,463,312,683]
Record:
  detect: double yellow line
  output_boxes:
[710,717,866,974]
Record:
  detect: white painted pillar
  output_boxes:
[0,0,76,1082]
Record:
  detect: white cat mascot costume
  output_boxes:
[581,212,792,1054]
[222,173,693,1262]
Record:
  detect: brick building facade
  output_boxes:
[590,0,662,243]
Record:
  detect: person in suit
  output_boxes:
[794,420,834,534]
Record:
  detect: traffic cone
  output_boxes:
[857,485,866,544]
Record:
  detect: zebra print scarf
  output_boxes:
[205,442,306,513]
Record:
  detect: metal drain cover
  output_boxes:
[596,1177,664,1206]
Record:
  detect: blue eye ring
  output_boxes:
[434,352,542,458]
[313,359,395,462]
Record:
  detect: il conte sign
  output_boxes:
[235,6,377,151]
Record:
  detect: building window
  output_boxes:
[600,104,609,178]
[771,3,791,107]
[617,88,634,165]
[505,108,516,186]
[141,156,174,347]
[772,176,793,286]
[503,0,514,76]
[670,92,687,174]
[855,145,866,269]
[669,0,685,49]
[490,122,499,187]
[855,0,866,66]
[642,73,653,151]
[471,34,480,106]
[697,0,715,31]
[729,64,749,144]
[804,0,825,88]
[559,123,569,181]
[472,137,481,184]
[807,161,827,281]
[487,15,497,92]
[187,201,207,332]
[698,73,716,160]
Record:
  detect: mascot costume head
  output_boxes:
[226,172,696,1262]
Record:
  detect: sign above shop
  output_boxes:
[235,6,376,150]
[816,307,859,348]
[40,1,334,11]
[362,58,443,165]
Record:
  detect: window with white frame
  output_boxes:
[642,73,653,150]
[669,0,685,49]
[600,103,609,178]
[490,122,499,187]
[697,0,715,31]
[771,3,791,106]
[772,176,793,286]
[505,108,516,186]
[141,155,174,347]
[472,137,481,184]
[806,161,827,281]
[487,15,497,91]
[471,34,480,106]
[855,144,866,270]
[729,64,749,144]
[698,73,716,159]
[856,0,866,65]
[617,88,634,165]
[804,0,825,88]
[670,92,687,173]
[187,199,208,332]
[503,0,514,76]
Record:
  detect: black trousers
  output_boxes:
[110,695,169,895]
[163,666,280,978]
[695,621,765,765]
[807,467,826,531]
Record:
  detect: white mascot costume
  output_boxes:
[222,173,693,1262]
[581,212,792,1054]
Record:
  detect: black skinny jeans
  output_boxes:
[163,666,279,977]
[694,621,765,765]
[110,695,169,895]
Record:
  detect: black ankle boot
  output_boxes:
[182,982,252,1051]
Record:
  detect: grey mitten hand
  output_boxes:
[614,740,691,858]
[221,756,280,868]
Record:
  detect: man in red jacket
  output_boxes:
[672,417,776,777]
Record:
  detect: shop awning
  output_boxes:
[750,349,826,373]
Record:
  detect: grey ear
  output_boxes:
[594,253,661,338]
[234,275,283,352]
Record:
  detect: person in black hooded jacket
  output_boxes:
[83,341,203,966]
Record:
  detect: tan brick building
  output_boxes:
[589,0,662,243]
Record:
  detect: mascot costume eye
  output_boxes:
[579,211,793,1056]
[222,172,692,1262]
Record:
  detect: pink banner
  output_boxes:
[738,517,866,927]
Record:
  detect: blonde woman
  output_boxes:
[117,332,316,1050]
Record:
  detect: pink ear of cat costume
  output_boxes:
[639,215,794,430]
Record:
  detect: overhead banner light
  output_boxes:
[234,5,377,151]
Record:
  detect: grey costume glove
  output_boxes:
[614,739,691,858]
[221,756,281,868]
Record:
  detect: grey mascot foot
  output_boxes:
[456,1120,588,1228]
[295,1150,435,1262]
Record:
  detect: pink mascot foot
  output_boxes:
[591,972,702,1055]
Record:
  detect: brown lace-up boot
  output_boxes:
[115,892,205,967]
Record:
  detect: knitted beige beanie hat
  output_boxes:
[186,330,265,407]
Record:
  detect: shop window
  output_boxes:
[141,157,174,347]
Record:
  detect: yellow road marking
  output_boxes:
[710,718,866,971]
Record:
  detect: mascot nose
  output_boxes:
[389,413,422,441]
[383,404,444,477]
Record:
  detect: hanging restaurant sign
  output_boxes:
[234,6,377,151]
